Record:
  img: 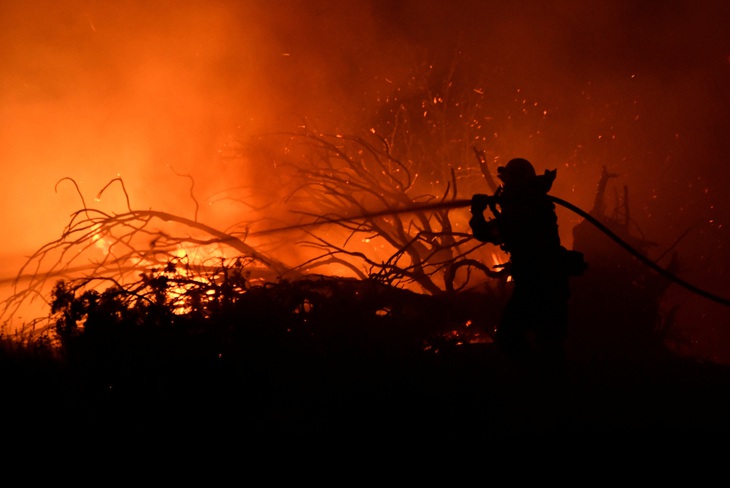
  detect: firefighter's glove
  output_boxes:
[471,194,492,214]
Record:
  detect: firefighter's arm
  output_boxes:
[470,193,494,215]
[469,194,502,245]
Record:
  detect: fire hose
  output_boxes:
[252,196,730,307]
[549,195,730,307]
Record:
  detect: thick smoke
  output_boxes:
[1,0,728,361]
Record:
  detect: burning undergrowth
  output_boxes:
[1,127,506,342]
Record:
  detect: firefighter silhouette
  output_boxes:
[470,158,585,365]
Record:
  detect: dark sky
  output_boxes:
[1,0,729,362]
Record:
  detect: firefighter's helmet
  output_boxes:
[497,158,536,185]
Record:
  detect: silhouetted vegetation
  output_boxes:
[2,101,729,441]
[2,222,729,441]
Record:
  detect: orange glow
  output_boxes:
[0,1,728,363]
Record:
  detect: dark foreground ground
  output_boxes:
[2,279,729,454]
[3,326,729,448]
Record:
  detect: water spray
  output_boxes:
[250,198,473,236]
[252,195,730,307]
